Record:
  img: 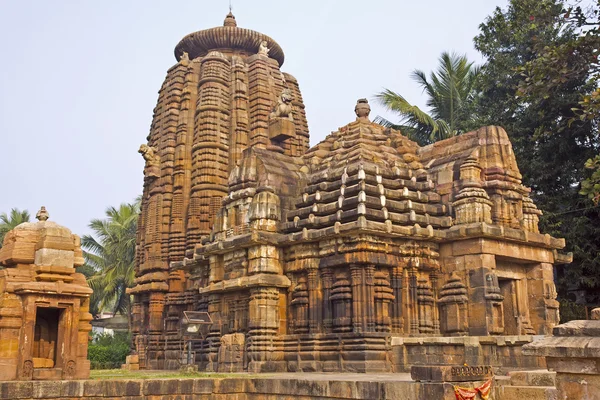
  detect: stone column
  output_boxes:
[430,272,440,334]
[307,268,321,333]
[205,294,222,372]
[350,265,365,333]
[247,287,281,372]
[364,265,376,332]
[527,262,559,334]
[148,293,166,335]
[408,267,419,334]
[391,266,404,333]
[321,268,333,333]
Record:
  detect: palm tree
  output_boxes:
[82,200,140,316]
[0,208,31,248]
[375,52,480,145]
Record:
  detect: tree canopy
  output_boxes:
[0,208,31,249]
[474,0,600,307]
[375,52,480,145]
[81,200,140,317]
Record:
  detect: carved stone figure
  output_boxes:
[138,144,160,167]
[270,88,294,121]
[180,51,190,66]
[258,40,269,56]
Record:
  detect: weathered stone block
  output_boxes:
[411,365,493,382]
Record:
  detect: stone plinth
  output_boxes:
[269,117,296,142]
[0,208,92,380]
[524,319,600,400]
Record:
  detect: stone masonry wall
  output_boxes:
[0,377,472,400]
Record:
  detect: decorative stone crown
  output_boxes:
[174,12,285,65]
[0,207,84,268]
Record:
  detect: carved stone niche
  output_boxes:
[417,278,435,334]
[438,273,468,336]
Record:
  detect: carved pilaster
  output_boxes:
[391,266,404,333]
[321,268,333,332]
[350,265,364,333]
[417,278,435,334]
[374,269,393,332]
[247,287,281,371]
[307,268,320,332]
[148,293,165,334]
[408,266,419,334]
[430,272,440,334]
[365,265,376,332]
[290,276,309,334]
[331,271,352,333]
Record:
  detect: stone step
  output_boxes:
[496,385,557,400]
[509,370,556,387]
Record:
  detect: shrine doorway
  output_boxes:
[33,307,62,368]
[498,279,518,335]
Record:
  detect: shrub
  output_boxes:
[88,331,131,369]
[559,298,588,323]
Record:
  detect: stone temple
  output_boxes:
[128,13,571,373]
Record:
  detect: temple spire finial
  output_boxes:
[224,4,237,27]
[36,206,49,222]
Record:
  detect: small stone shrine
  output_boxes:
[129,13,572,373]
[0,207,92,380]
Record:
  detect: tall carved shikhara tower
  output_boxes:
[131,13,569,373]
[130,13,308,362]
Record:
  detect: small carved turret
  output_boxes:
[248,188,280,232]
[522,196,542,233]
[453,153,493,224]
[438,273,468,335]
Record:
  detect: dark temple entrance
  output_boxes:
[33,307,62,368]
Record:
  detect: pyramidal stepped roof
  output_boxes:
[283,100,452,239]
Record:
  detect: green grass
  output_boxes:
[90,369,260,380]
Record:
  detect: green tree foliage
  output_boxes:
[0,208,31,249]
[582,155,600,204]
[515,1,600,204]
[88,331,131,369]
[475,0,600,304]
[375,52,480,145]
[82,201,140,316]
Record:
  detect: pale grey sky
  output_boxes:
[0,0,508,237]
